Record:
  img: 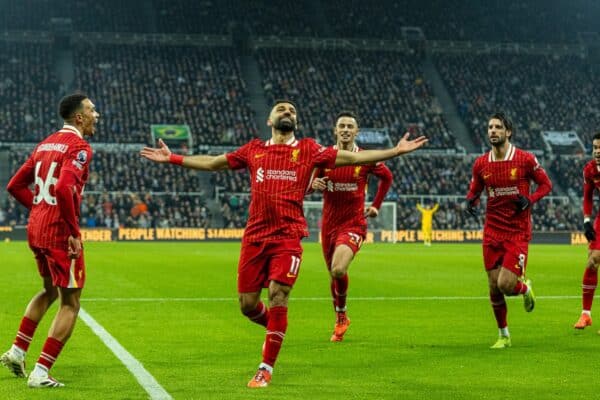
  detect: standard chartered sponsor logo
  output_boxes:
[265,169,297,181]
[256,167,265,183]
[488,186,519,197]
[333,182,358,192]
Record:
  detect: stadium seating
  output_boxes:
[436,53,600,151]
[73,44,259,145]
[256,48,457,149]
[0,42,61,142]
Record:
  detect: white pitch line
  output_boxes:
[82,295,580,302]
[78,308,172,400]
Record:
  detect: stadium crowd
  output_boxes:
[0,43,61,142]
[74,44,258,145]
[2,0,598,43]
[257,48,457,149]
[437,53,600,151]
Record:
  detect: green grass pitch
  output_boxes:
[1,241,599,399]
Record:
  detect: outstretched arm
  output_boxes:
[335,133,427,167]
[141,139,229,171]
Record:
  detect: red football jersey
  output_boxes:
[467,144,552,241]
[226,137,338,242]
[7,126,92,248]
[583,160,600,219]
[318,145,393,236]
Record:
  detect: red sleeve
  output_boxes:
[225,142,251,170]
[528,156,552,204]
[466,158,484,201]
[55,143,92,238]
[370,163,393,210]
[55,168,80,238]
[583,166,595,217]
[312,143,337,169]
[6,156,35,210]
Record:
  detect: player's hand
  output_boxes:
[395,133,428,155]
[464,198,478,218]
[140,139,172,163]
[311,177,328,191]
[68,235,82,259]
[364,206,379,218]
[514,194,530,212]
[584,220,596,242]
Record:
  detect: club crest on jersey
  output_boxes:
[291,149,300,163]
[353,166,362,178]
[77,150,88,164]
[510,168,518,180]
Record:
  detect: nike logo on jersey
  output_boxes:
[483,173,492,180]
[254,153,266,159]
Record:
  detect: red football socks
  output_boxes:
[582,267,598,311]
[511,280,528,295]
[262,306,287,367]
[333,274,349,311]
[14,317,38,352]
[243,301,270,327]
[490,292,507,329]
[37,337,64,371]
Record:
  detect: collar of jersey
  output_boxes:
[489,143,515,162]
[60,124,83,138]
[266,136,298,146]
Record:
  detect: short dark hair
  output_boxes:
[59,93,88,120]
[593,132,600,141]
[335,110,359,127]
[489,112,514,139]
[272,99,297,110]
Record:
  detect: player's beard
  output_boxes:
[274,117,295,133]
[489,136,506,147]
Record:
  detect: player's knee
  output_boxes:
[330,266,345,279]
[268,288,289,307]
[588,254,600,268]
[497,280,513,295]
[238,297,258,314]
[61,297,80,313]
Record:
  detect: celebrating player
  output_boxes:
[416,202,439,246]
[141,100,427,388]
[465,112,552,349]
[310,111,392,342]
[2,93,99,387]
[573,132,600,330]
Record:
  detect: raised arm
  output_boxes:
[140,139,229,171]
[335,133,427,167]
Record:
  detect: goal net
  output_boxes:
[303,201,397,243]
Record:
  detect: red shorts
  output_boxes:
[482,237,528,276]
[321,230,364,269]
[30,245,86,289]
[237,239,303,293]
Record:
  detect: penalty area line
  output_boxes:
[78,308,172,400]
[82,295,580,302]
